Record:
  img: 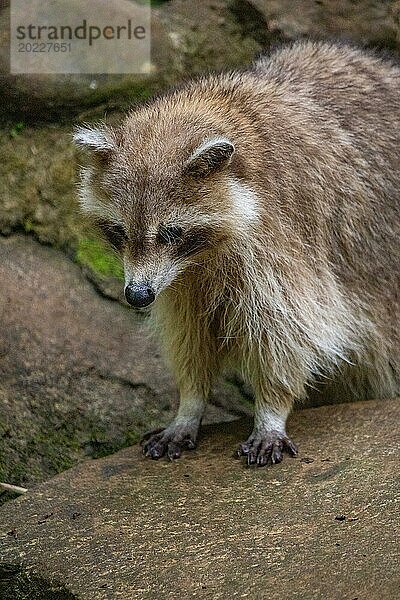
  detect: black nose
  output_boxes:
[125,284,155,308]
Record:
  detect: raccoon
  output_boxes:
[74,40,400,467]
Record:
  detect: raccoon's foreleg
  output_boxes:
[141,324,216,460]
[237,386,298,467]
[141,385,208,460]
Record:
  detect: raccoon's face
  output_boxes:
[74,124,258,309]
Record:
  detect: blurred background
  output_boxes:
[1,0,400,502]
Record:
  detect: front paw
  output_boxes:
[237,429,298,467]
[140,420,198,461]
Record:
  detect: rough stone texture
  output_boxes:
[0,398,398,599]
[0,236,247,493]
[0,125,78,243]
[0,4,180,124]
[158,0,262,76]
[247,0,400,49]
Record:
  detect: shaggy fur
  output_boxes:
[74,40,400,466]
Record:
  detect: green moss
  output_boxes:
[124,429,141,447]
[76,237,123,279]
[29,430,80,474]
[0,425,81,491]
[10,122,25,138]
[84,426,141,459]
[23,218,34,232]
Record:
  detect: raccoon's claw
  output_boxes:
[140,428,197,461]
[236,430,298,467]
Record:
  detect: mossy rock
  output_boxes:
[77,237,124,279]
[0,4,181,125]
[0,123,126,297]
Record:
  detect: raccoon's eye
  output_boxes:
[97,220,128,249]
[157,224,183,245]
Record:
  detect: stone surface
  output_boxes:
[248,0,400,48]
[0,236,247,493]
[0,4,180,124]
[0,398,398,599]
[158,0,262,76]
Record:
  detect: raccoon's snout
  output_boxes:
[125,283,155,308]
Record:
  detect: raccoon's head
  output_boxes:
[73,121,258,309]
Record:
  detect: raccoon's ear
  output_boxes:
[185,138,235,177]
[73,125,115,164]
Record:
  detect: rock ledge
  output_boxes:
[0,398,399,599]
